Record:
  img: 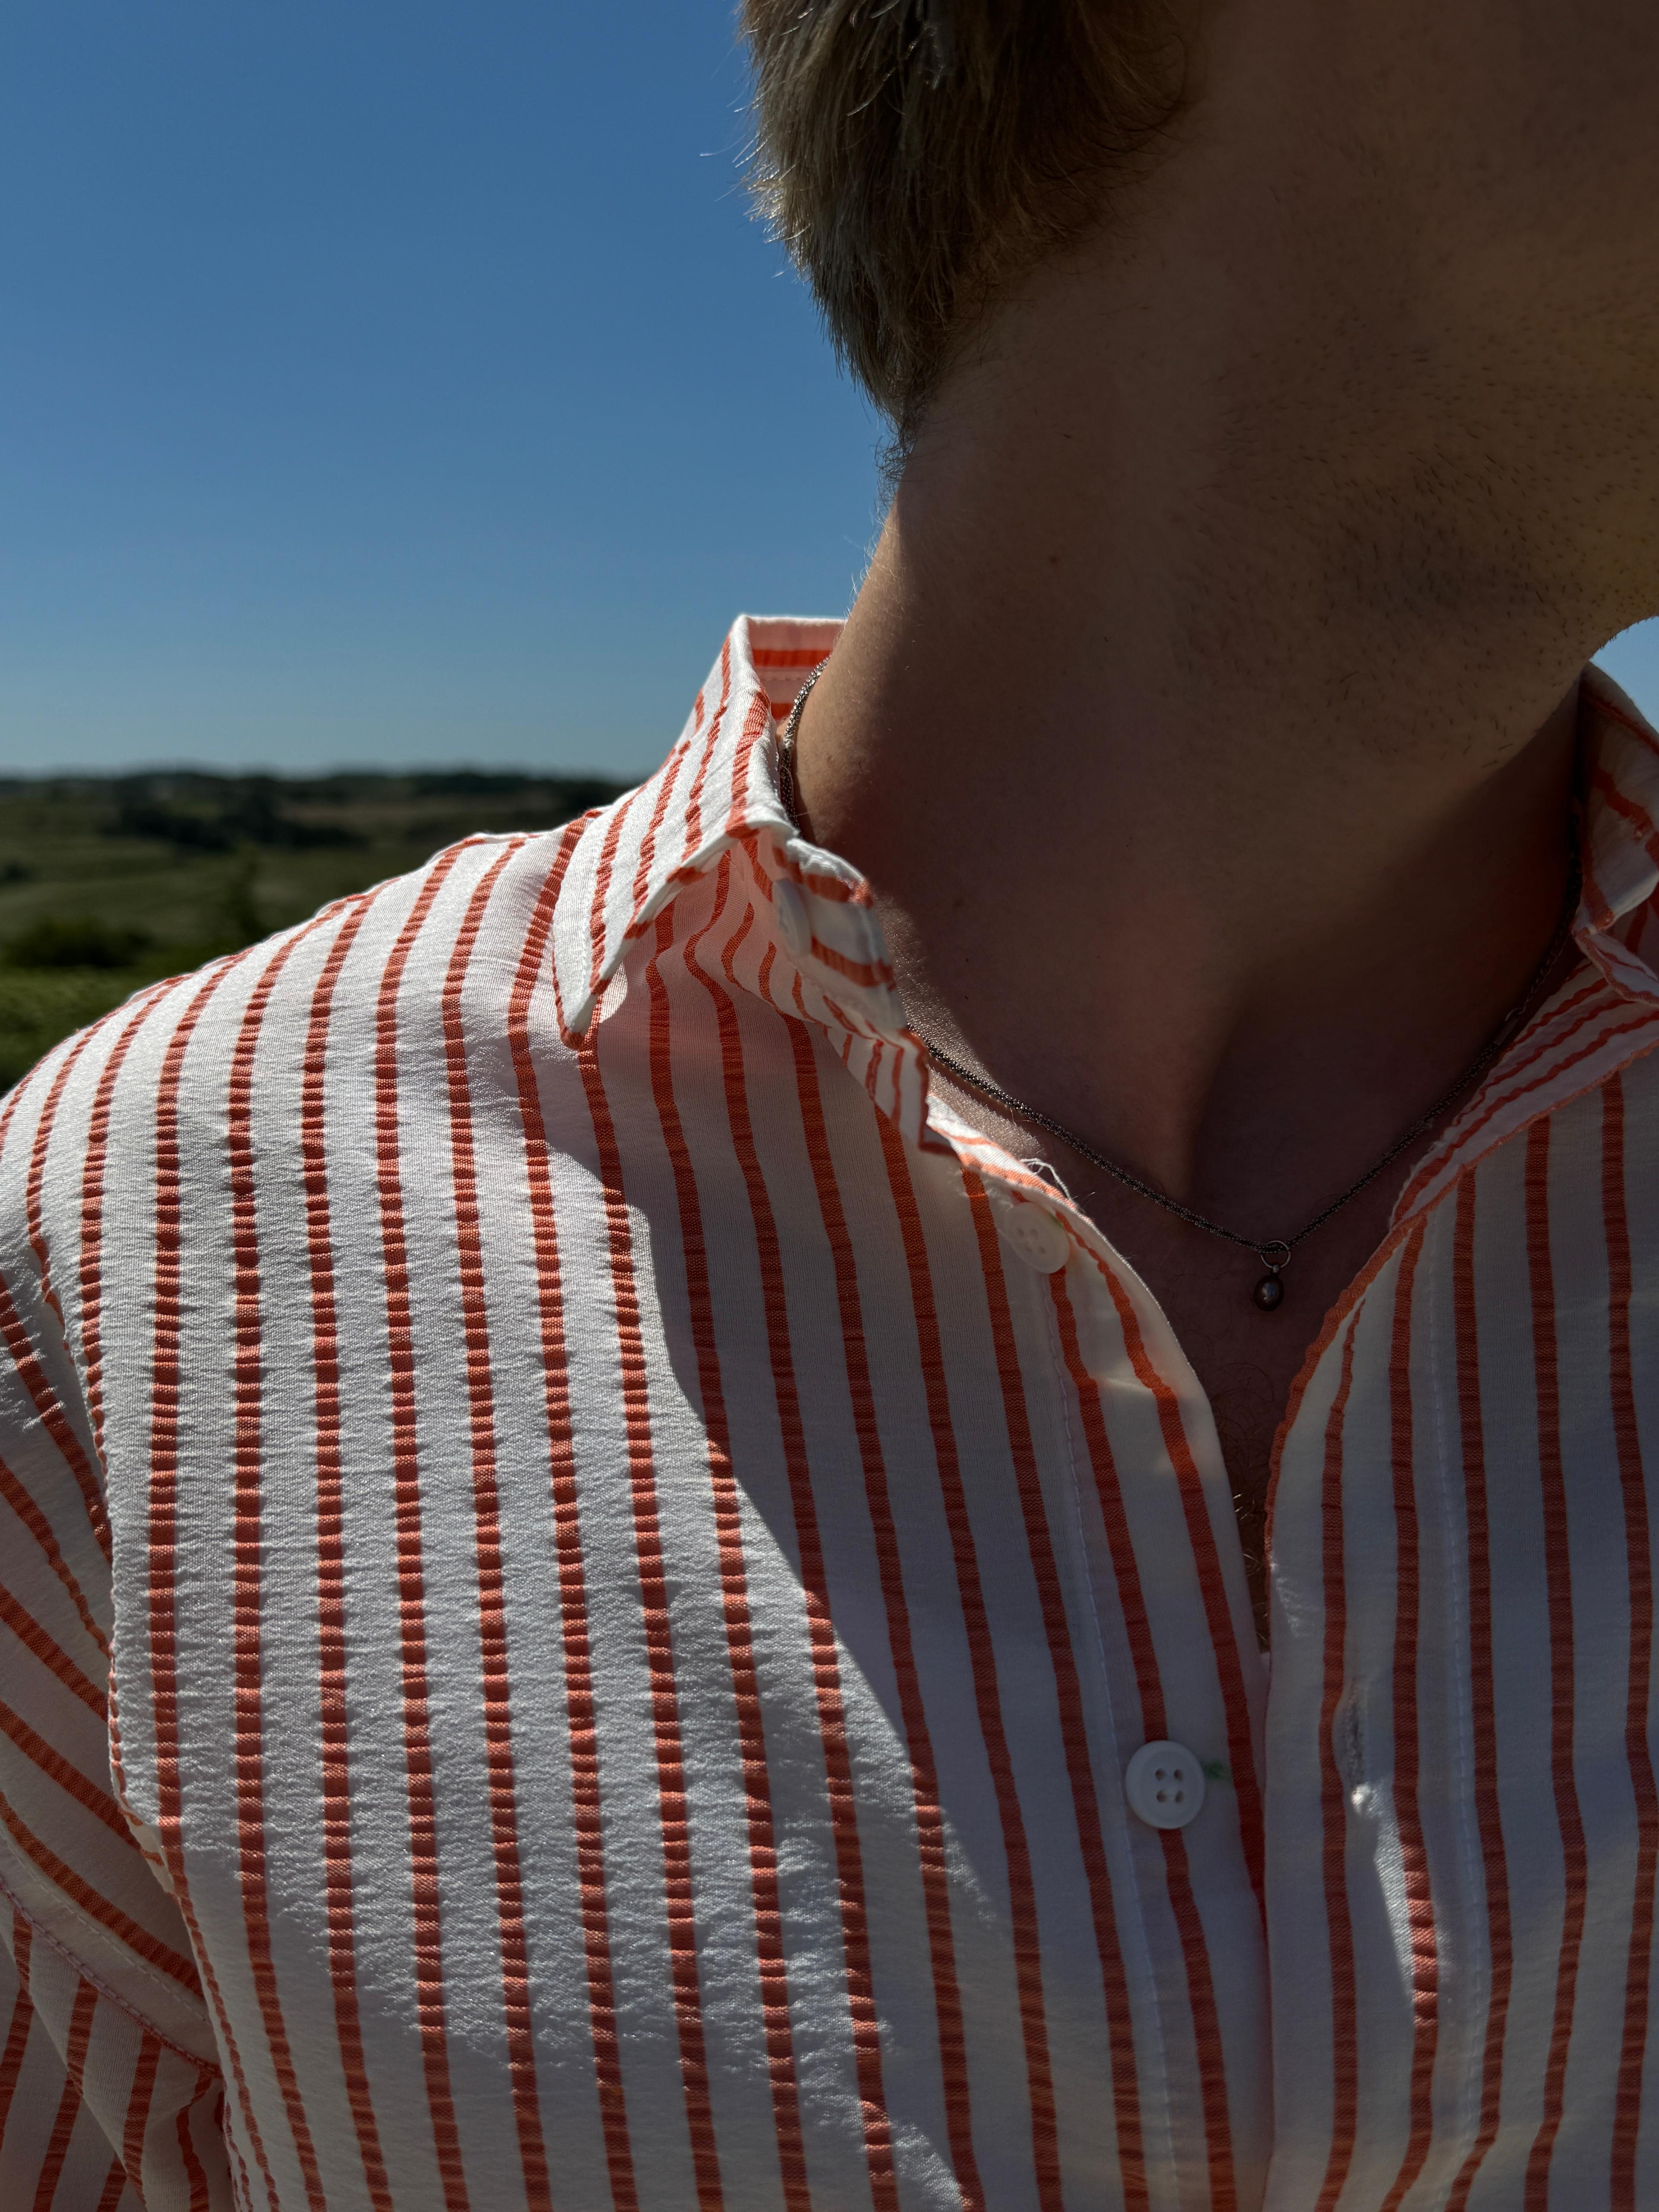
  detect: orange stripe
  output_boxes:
[176,2085,211,2212]
[122,2031,161,2209]
[439,843,556,2210]
[786,1012,986,2210]
[691,877,900,2210]
[1591,760,1659,868]
[0,1910,33,2139]
[964,1176,1152,2208]
[0,1582,106,1715]
[1408,970,1611,1151]
[874,1110,1067,2208]
[1049,1270,1235,2210]
[23,1019,102,1327]
[1376,1222,1438,2212]
[715,694,779,861]
[1309,1321,1362,2212]
[0,1796,197,1986]
[1096,1265,1265,1901]
[506,825,644,2212]
[32,1975,95,2211]
[0,1272,110,1564]
[0,1694,128,1836]
[1395,995,1652,1218]
[224,928,331,2212]
[1580,856,1616,936]
[0,1064,32,1172]
[0,1449,106,1658]
[1280,990,1637,1468]
[798,932,892,991]
[578,1009,727,2210]
[1521,1118,1590,2208]
[739,832,874,909]
[628,734,690,922]
[1445,1173,1517,2212]
[297,894,395,2212]
[1588,683,1659,755]
[682,636,732,858]
[584,786,642,1007]
[77,985,174,1467]
[372,848,475,2212]
[145,951,285,2207]
[646,899,811,2211]
[1601,1074,1659,2209]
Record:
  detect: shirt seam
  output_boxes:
[0,1862,219,2072]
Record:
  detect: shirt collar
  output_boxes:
[1579,663,1659,960]
[551,616,1659,1176]
[1394,663,1659,1222]
[549,614,931,1143]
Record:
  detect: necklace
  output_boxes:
[777,666,1583,1310]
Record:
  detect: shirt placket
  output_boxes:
[750,820,1273,2203]
[947,1148,1275,2206]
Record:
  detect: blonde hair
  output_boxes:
[744,0,1189,435]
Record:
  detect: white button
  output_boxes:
[1125,1741,1206,1831]
[993,1196,1071,1274]
[774,878,811,959]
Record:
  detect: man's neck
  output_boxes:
[791,88,1652,1234]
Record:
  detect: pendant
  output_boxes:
[1252,1242,1291,1312]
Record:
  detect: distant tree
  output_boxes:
[0,916,153,970]
[107,778,365,852]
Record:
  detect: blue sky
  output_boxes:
[2,0,1656,778]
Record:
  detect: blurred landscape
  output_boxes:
[0,769,630,1090]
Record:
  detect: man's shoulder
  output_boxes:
[0,810,626,1268]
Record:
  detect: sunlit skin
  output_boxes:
[790,1,1659,1638]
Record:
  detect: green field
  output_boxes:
[0,768,631,1092]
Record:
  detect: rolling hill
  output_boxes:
[0,768,630,1090]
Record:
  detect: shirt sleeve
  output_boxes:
[0,1057,233,2212]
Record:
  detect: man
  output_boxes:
[1,0,1656,2204]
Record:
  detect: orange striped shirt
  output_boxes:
[3,615,1659,2209]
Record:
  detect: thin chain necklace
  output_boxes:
[777,664,1583,1311]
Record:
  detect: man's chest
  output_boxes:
[94,1073,1659,2209]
